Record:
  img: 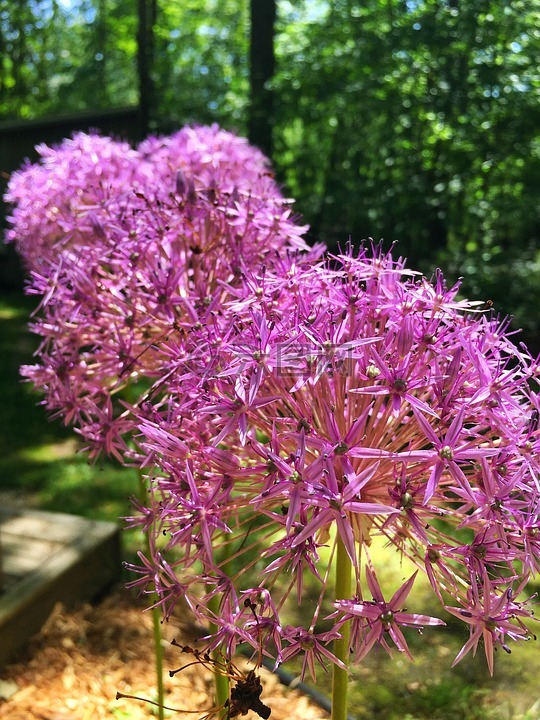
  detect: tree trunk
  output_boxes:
[137,0,156,139]
[248,0,276,159]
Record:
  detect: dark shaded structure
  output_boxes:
[248,0,276,159]
[0,105,140,290]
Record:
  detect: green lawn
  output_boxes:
[1,291,539,720]
[0,292,139,529]
[343,543,540,720]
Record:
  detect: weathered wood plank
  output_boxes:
[0,508,121,666]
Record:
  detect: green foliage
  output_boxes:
[269,0,540,341]
[152,0,249,131]
[0,0,138,118]
[0,0,249,128]
[273,1,539,269]
[0,0,538,335]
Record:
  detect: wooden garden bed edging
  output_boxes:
[0,507,121,667]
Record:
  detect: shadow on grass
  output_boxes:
[0,292,140,526]
[0,294,74,454]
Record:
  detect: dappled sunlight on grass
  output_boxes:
[1,294,138,521]
[340,537,540,719]
[0,303,28,321]
[346,625,540,720]
[280,534,540,720]
[17,438,80,463]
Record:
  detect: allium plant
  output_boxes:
[4,132,144,270]
[127,243,540,720]
[5,124,280,271]
[7,127,540,719]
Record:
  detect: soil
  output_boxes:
[0,586,330,720]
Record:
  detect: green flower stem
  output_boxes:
[332,535,352,720]
[138,474,165,720]
[207,592,230,717]
[150,587,165,720]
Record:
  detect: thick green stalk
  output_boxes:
[207,592,230,717]
[331,535,352,720]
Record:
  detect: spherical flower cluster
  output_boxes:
[5,124,284,271]
[129,244,540,677]
[137,123,281,197]
[4,132,143,269]
[5,126,315,459]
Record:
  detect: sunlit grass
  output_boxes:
[0,301,28,320]
[0,292,141,548]
[342,541,540,720]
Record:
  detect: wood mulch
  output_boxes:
[0,585,330,720]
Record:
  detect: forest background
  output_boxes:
[0,5,539,718]
[0,0,539,348]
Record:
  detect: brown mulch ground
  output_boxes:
[0,586,330,720]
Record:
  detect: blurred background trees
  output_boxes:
[0,0,538,343]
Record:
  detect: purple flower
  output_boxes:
[130,242,539,675]
[446,573,535,675]
[332,565,445,662]
[289,462,398,564]
[404,406,500,503]
[280,626,346,682]
[7,126,313,460]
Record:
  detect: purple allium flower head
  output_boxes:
[7,127,539,680]
[136,123,277,196]
[6,126,318,460]
[4,132,143,270]
[131,241,539,676]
